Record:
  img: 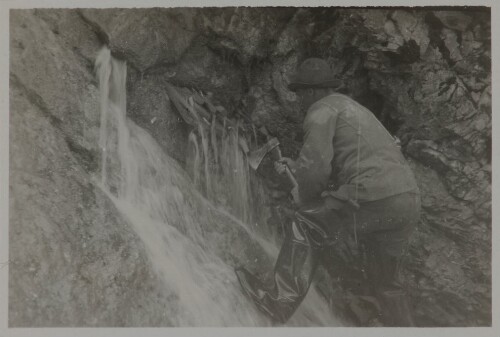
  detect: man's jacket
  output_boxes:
[292,93,419,204]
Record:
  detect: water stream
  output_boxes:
[94,46,341,326]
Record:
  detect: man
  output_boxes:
[235,58,420,326]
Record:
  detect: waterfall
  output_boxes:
[94,46,342,326]
[187,131,201,188]
[95,47,111,185]
[185,116,253,224]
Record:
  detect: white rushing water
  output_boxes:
[94,46,341,326]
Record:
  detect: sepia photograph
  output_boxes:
[1,0,495,333]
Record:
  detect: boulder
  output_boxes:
[433,10,473,32]
[127,74,188,164]
[80,8,198,72]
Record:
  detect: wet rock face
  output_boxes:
[9,9,275,327]
[9,10,175,326]
[9,7,491,326]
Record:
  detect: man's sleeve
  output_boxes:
[292,103,337,203]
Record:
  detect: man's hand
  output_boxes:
[290,186,300,205]
[274,157,295,175]
[274,157,300,205]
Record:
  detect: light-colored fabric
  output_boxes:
[291,93,419,203]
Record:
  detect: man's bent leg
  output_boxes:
[351,191,420,326]
[365,235,415,326]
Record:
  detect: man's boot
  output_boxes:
[378,288,415,326]
[235,214,323,323]
[366,243,416,327]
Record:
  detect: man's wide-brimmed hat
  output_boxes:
[288,58,342,91]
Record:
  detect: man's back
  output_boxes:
[294,93,419,203]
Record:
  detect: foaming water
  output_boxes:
[94,46,341,326]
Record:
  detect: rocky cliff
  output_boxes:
[9,7,491,326]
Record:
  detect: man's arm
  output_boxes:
[291,103,337,204]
